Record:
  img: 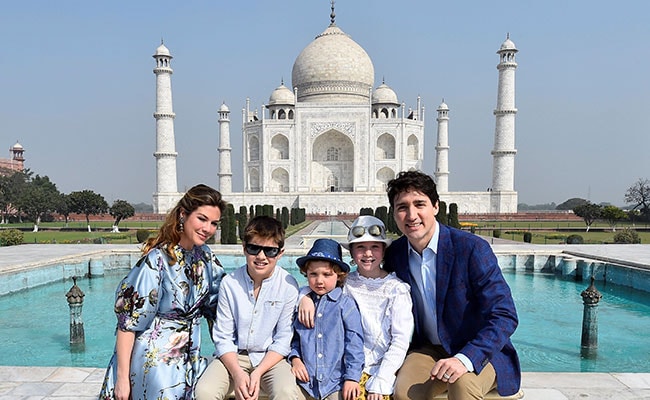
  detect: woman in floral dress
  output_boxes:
[100,184,227,400]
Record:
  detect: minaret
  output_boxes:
[491,34,518,192]
[152,41,178,214]
[217,102,232,194]
[435,100,450,192]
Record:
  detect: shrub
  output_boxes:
[566,234,584,244]
[613,228,641,244]
[493,229,501,238]
[0,229,24,246]
[136,229,151,243]
[523,231,532,243]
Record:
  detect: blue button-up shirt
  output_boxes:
[407,220,474,372]
[290,287,364,399]
[212,264,298,366]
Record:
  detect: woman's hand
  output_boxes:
[114,376,131,400]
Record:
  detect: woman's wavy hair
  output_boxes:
[143,184,226,264]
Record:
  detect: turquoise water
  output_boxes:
[1,255,649,372]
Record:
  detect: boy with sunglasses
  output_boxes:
[196,216,299,400]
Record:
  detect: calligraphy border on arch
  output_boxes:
[311,122,355,139]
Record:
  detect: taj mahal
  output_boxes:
[152,6,518,215]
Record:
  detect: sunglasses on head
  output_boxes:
[245,243,282,258]
[351,224,384,238]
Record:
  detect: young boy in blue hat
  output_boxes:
[289,238,365,400]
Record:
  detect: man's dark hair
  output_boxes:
[386,170,440,208]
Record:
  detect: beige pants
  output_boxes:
[297,386,342,400]
[195,353,298,400]
[393,344,496,400]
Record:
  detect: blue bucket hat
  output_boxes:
[297,238,350,273]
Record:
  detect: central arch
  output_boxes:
[311,130,354,192]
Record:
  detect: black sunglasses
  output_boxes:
[351,224,384,238]
[245,243,282,258]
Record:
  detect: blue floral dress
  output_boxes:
[99,244,224,400]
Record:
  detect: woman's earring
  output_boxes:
[179,216,185,233]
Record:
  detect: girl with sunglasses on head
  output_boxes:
[196,216,299,400]
[298,216,414,400]
[100,184,226,400]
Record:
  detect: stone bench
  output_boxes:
[228,388,524,399]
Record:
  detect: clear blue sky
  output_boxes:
[1,1,648,207]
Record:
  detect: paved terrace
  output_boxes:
[1,223,650,399]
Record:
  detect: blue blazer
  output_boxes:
[384,224,521,396]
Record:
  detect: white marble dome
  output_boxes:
[372,83,398,104]
[219,102,229,112]
[499,37,517,51]
[291,24,374,103]
[268,83,295,106]
[154,43,171,57]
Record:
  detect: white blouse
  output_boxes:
[344,271,414,395]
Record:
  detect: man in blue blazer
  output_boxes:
[384,171,520,399]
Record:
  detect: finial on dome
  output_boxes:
[506,32,510,39]
[161,37,164,45]
[382,76,385,84]
[330,0,336,26]
[281,77,284,85]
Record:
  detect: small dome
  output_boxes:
[292,24,374,103]
[154,43,171,57]
[437,101,448,111]
[219,102,230,112]
[372,83,398,105]
[268,83,295,106]
[11,141,23,150]
[499,37,517,52]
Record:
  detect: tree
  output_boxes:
[69,190,108,232]
[556,198,588,211]
[448,203,461,228]
[109,200,135,232]
[0,170,29,223]
[56,193,72,227]
[15,175,61,232]
[625,178,650,220]
[601,205,627,231]
[436,201,448,225]
[572,203,602,232]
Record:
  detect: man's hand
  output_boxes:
[430,357,468,384]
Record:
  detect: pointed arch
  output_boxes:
[249,168,260,192]
[270,134,289,160]
[311,130,354,192]
[248,136,260,161]
[376,133,395,159]
[271,167,289,192]
[407,135,419,160]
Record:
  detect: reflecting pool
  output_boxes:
[1,255,649,371]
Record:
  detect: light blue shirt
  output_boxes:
[212,264,299,367]
[407,220,474,372]
[289,288,365,399]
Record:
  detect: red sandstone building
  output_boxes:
[0,142,25,175]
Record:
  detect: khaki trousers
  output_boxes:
[195,353,298,400]
[394,344,496,400]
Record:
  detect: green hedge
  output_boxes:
[0,229,24,246]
